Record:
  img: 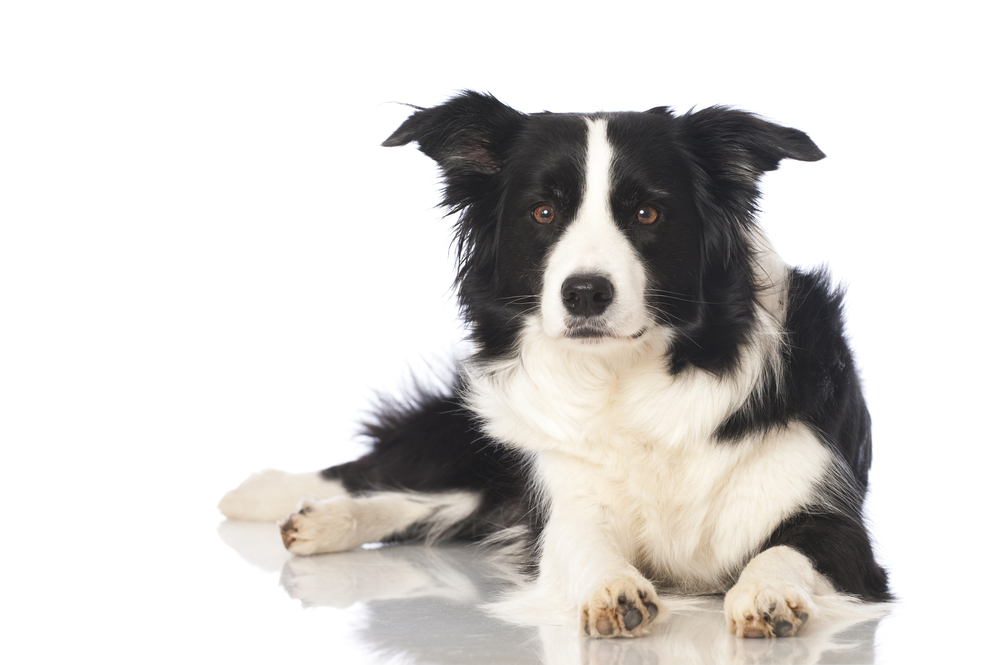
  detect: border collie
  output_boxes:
[219,92,890,639]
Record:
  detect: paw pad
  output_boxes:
[581,578,661,638]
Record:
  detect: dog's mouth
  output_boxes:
[565,325,647,341]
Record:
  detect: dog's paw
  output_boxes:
[581,575,661,638]
[724,577,813,638]
[280,497,358,555]
[219,470,345,522]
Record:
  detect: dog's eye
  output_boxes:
[636,206,659,225]
[532,204,556,224]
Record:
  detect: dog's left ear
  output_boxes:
[677,106,825,178]
[383,91,523,178]
[665,108,826,373]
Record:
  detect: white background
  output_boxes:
[2,1,997,663]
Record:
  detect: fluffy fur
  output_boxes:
[219,92,890,638]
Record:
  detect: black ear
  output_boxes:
[680,106,825,176]
[382,91,523,177]
[664,108,825,375]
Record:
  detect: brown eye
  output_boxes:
[636,206,659,225]
[532,204,556,224]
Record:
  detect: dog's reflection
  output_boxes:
[219,520,881,665]
[280,541,486,608]
[535,607,880,665]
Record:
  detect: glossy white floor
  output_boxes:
[4,2,997,663]
[8,468,995,665]
[215,523,887,665]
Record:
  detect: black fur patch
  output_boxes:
[321,387,545,566]
[716,269,873,488]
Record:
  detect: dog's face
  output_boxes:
[497,114,700,347]
[384,93,823,371]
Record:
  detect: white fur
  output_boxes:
[218,469,347,522]
[281,490,481,555]
[533,424,832,599]
[466,119,838,627]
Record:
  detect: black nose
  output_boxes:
[562,274,614,317]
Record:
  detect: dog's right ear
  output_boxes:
[382,91,523,178]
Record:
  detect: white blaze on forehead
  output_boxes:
[538,118,650,340]
[581,118,615,221]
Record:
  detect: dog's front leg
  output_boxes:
[536,484,662,638]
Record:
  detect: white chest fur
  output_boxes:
[466,320,833,593]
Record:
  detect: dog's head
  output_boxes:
[384,92,823,374]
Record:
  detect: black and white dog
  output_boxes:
[220,92,890,639]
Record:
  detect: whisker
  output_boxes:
[645,305,703,349]
[645,289,720,306]
[495,294,542,304]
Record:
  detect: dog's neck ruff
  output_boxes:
[465,316,777,456]
[465,230,789,455]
